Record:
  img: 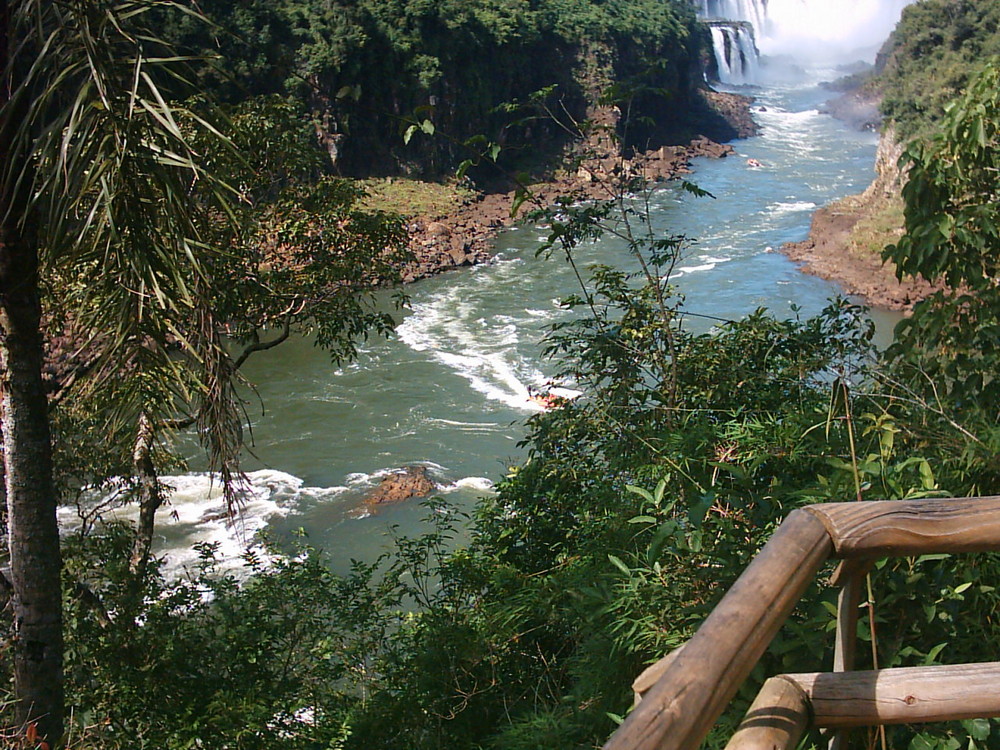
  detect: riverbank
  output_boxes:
[369,90,756,283]
[781,192,939,311]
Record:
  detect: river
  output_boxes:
[86,8,914,574]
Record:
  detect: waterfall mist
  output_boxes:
[761,0,915,61]
[699,0,916,77]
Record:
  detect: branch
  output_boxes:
[231,317,292,371]
[73,580,111,629]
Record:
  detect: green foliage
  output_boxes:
[48,93,410,505]
[28,24,1000,750]
[885,60,1000,415]
[887,61,1000,288]
[59,526,392,749]
[877,0,1000,140]
[157,0,701,174]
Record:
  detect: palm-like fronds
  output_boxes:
[3,0,247,506]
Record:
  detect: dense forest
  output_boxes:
[157,0,729,175]
[2,0,1000,748]
[875,0,1000,139]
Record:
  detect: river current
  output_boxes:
[74,53,909,574]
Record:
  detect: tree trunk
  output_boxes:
[1,0,65,744]
[128,412,162,604]
[0,226,65,747]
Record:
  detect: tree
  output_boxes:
[57,95,409,604]
[3,3,411,742]
[884,58,1000,412]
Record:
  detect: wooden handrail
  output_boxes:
[605,509,832,750]
[607,497,1000,750]
[785,662,1000,727]
[805,497,1000,557]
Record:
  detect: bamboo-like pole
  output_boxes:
[724,676,811,750]
[785,662,1000,727]
[806,497,1000,558]
[604,509,833,750]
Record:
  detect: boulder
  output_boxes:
[426,221,452,238]
[365,466,438,506]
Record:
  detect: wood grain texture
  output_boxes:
[805,497,1000,557]
[830,561,873,750]
[785,663,1000,727]
[604,509,833,750]
[832,561,873,673]
[632,646,684,706]
[724,677,810,750]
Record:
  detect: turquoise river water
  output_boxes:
[62,55,907,574]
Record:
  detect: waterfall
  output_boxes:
[709,23,759,86]
[697,0,915,65]
[698,0,768,39]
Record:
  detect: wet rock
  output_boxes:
[364,466,438,506]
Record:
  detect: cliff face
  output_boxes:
[163,0,748,180]
[862,122,904,203]
[327,33,720,179]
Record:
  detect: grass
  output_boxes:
[359,178,478,219]
[846,192,905,259]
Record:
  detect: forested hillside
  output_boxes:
[875,0,1000,139]
[789,0,1000,307]
[159,0,722,175]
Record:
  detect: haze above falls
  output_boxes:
[700,0,916,76]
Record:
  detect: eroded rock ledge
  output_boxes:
[400,90,755,283]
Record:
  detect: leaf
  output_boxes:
[455,159,474,180]
[688,494,714,528]
[607,554,631,576]
[962,718,991,741]
[916,553,951,564]
[909,734,938,750]
[625,484,655,504]
[924,642,948,665]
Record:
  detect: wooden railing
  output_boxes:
[603,497,1000,750]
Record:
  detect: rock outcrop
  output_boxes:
[364,466,438,506]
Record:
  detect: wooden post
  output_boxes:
[784,662,1000,727]
[830,558,874,673]
[724,676,811,750]
[604,509,833,750]
[829,559,875,750]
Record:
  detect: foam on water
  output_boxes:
[396,261,559,411]
[58,470,352,575]
[441,477,495,493]
[770,201,818,215]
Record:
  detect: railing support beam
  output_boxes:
[724,676,811,750]
[785,662,1000,728]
